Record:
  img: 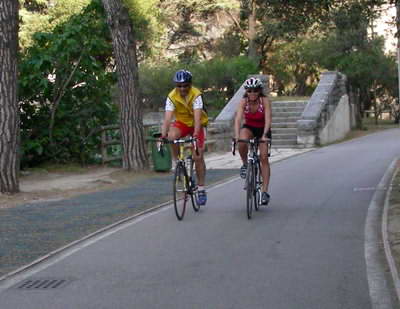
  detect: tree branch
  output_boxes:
[225,10,249,39]
[49,51,84,145]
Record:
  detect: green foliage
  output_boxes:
[122,0,155,60]
[310,0,399,124]
[151,0,239,63]
[235,0,335,71]
[139,56,258,113]
[19,0,91,50]
[19,0,118,168]
[268,38,321,96]
[214,30,243,58]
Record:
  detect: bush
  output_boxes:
[19,0,118,168]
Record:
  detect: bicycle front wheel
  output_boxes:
[173,163,188,221]
[254,161,262,211]
[189,159,200,212]
[246,162,255,219]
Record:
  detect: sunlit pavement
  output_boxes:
[205,148,315,169]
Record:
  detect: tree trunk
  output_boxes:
[396,0,400,124]
[349,85,363,129]
[101,0,148,170]
[0,0,20,193]
[248,0,258,62]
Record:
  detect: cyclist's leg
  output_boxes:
[239,126,253,164]
[189,126,205,184]
[168,121,188,162]
[192,127,207,205]
[239,125,253,178]
[259,142,270,193]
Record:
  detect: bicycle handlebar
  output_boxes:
[158,137,199,156]
[231,138,270,156]
[162,137,197,144]
[237,138,269,143]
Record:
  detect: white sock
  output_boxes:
[198,186,205,191]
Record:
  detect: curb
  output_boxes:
[365,157,399,309]
[383,159,400,303]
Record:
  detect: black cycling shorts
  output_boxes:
[242,124,272,139]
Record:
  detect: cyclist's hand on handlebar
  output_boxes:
[192,135,200,155]
[231,138,237,155]
[159,136,168,143]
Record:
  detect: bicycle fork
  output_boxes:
[254,160,262,205]
[186,156,196,194]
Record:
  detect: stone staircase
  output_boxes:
[205,99,308,152]
[271,100,308,148]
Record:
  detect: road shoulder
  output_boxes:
[386,159,400,303]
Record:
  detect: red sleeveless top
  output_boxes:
[244,98,265,128]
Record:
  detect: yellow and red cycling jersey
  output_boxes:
[166,86,208,128]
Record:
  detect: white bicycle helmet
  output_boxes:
[244,77,262,89]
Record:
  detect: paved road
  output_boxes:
[0,129,399,308]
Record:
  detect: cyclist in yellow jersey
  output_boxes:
[161,70,208,206]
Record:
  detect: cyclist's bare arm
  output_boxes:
[161,110,174,138]
[193,108,202,137]
[234,100,246,140]
[262,97,272,141]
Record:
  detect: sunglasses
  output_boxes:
[176,84,190,89]
[246,89,259,93]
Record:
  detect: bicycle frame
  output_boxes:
[159,137,200,220]
[232,138,268,218]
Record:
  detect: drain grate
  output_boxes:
[14,278,74,290]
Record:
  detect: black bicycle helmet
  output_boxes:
[244,77,262,89]
[173,69,192,83]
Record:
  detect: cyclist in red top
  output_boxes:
[234,77,272,205]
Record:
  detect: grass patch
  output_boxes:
[391,163,400,207]
[24,163,90,174]
[362,117,398,129]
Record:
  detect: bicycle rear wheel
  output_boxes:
[189,158,200,212]
[246,162,255,219]
[173,162,188,220]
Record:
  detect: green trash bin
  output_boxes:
[150,131,172,172]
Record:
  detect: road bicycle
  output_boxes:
[232,138,270,219]
[159,137,200,221]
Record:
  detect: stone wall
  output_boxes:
[297,71,353,147]
[319,95,351,144]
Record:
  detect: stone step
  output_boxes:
[272,106,305,113]
[272,116,300,123]
[271,122,297,128]
[271,101,308,108]
[271,139,298,146]
[271,128,297,134]
[271,144,304,149]
[271,133,297,140]
[207,127,219,135]
[272,111,303,118]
